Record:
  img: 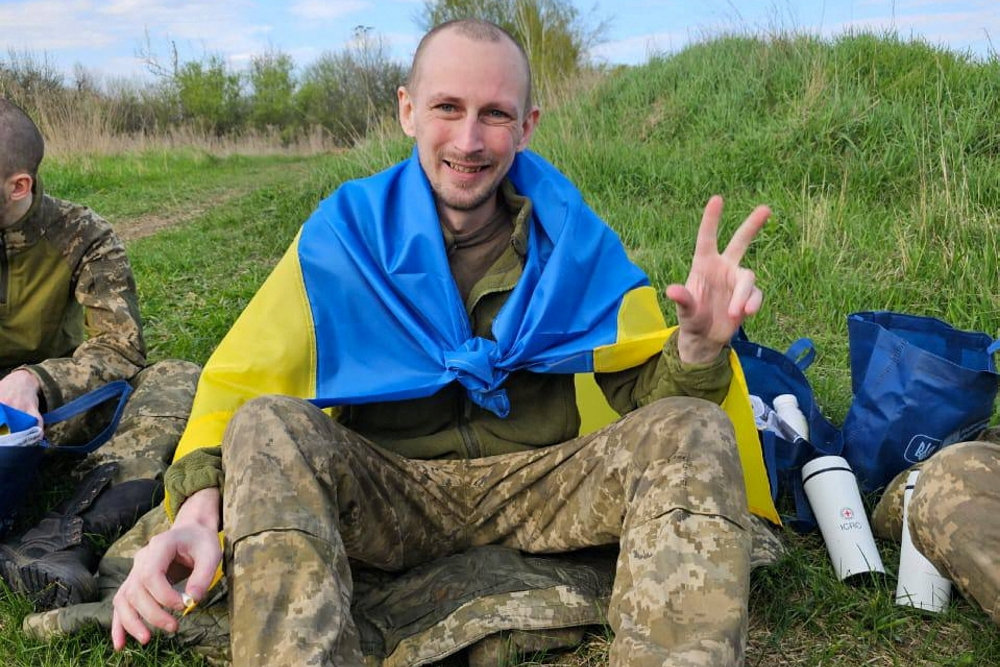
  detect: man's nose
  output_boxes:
[453,115,485,153]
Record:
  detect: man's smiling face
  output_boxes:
[397,28,539,231]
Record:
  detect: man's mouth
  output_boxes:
[444,160,489,174]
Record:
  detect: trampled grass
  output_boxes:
[2,30,999,666]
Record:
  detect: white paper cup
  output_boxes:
[896,470,952,612]
[802,456,885,581]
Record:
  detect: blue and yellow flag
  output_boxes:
[299,149,658,416]
[175,149,779,523]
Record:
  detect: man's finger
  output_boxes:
[744,286,764,317]
[665,284,695,318]
[111,611,127,651]
[145,567,186,612]
[113,589,152,646]
[184,539,222,602]
[130,581,179,634]
[727,269,757,318]
[721,205,770,263]
[693,195,724,258]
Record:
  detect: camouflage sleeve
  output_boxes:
[25,201,146,409]
[595,329,732,415]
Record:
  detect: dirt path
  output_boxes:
[113,159,316,242]
[117,182,261,242]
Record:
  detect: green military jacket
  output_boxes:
[0,181,145,410]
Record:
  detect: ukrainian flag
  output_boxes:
[175,149,779,524]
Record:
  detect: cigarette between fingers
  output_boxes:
[181,593,197,616]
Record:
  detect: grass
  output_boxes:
[3,29,1000,665]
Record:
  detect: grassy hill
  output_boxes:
[2,31,999,665]
[535,32,1000,423]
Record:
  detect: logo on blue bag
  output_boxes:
[904,435,941,463]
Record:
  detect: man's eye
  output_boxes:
[485,109,511,122]
[436,104,457,113]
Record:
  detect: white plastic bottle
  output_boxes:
[773,393,809,442]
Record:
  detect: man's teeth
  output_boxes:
[447,161,486,173]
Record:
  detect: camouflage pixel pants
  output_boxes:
[873,441,1000,625]
[222,394,752,667]
[53,360,201,485]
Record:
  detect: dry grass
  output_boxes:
[44,120,340,158]
[5,86,341,158]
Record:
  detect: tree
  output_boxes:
[295,27,406,144]
[419,0,605,97]
[248,49,297,131]
[175,55,244,134]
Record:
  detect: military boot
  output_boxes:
[0,462,163,610]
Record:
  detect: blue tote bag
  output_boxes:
[0,380,132,536]
[731,330,841,531]
[841,311,1000,493]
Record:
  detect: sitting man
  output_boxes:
[111,19,772,666]
[0,99,200,609]
[873,440,999,626]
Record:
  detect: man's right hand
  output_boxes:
[0,369,43,424]
[111,487,222,650]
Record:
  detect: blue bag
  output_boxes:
[841,311,1000,493]
[0,380,133,536]
[731,330,841,531]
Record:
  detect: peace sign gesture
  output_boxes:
[666,195,771,364]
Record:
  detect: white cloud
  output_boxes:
[0,0,118,49]
[290,0,370,20]
[824,7,999,56]
[0,0,270,54]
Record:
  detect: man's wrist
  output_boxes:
[173,487,221,532]
[676,330,725,366]
[10,368,41,394]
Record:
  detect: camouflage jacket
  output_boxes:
[0,181,145,410]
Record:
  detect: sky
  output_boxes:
[0,0,996,83]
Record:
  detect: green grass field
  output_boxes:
[3,31,999,665]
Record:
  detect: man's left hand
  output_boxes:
[666,195,771,365]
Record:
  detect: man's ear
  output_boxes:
[397,86,416,138]
[5,172,32,202]
[516,106,541,152]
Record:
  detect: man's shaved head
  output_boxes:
[0,99,44,180]
[408,19,533,113]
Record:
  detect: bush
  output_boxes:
[295,28,406,145]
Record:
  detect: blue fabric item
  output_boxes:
[0,403,38,435]
[841,311,1000,493]
[731,329,841,532]
[298,148,651,417]
[0,380,133,537]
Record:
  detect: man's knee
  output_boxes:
[910,441,996,537]
[224,395,316,464]
[121,359,201,425]
[131,359,201,397]
[222,394,350,474]
[624,397,734,463]
[619,397,747,522]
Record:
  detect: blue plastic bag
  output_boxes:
[841,311,1000,493]
[0,381,133,536]
[731,330,841,531]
